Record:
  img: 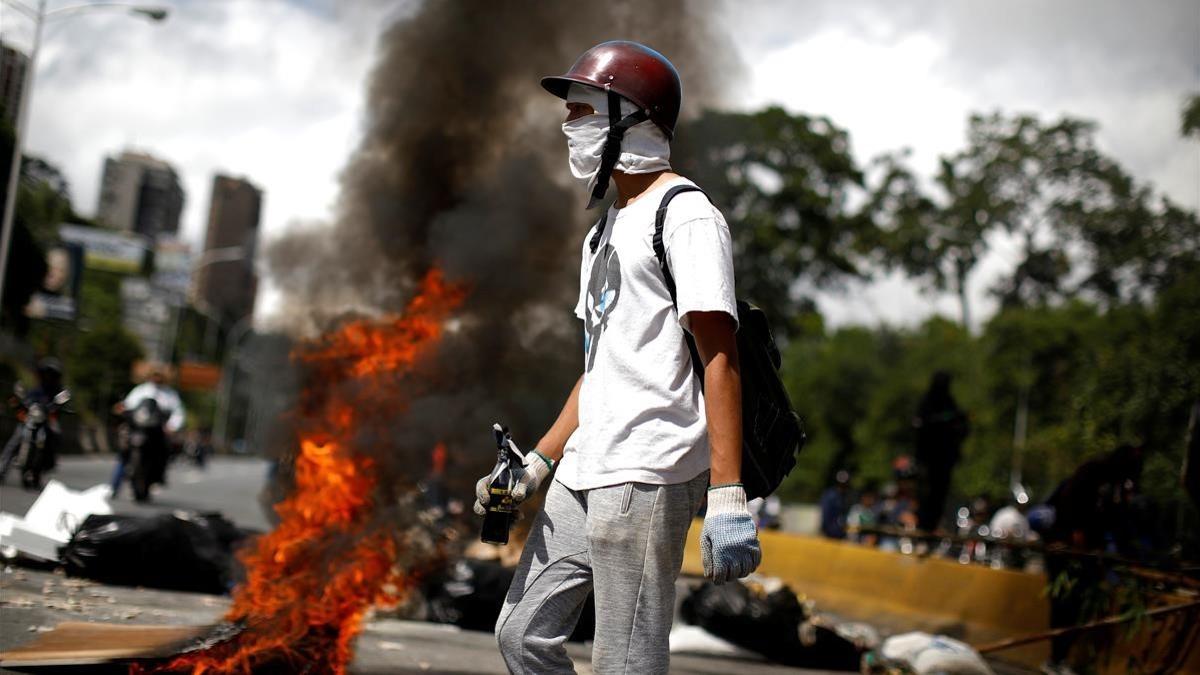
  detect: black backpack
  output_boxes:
[591,184,807,499]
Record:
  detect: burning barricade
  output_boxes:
[41,269,465,674]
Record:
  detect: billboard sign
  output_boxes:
[59,223,148,274]
[24,242,84,321]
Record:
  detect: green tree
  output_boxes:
[873,113,1200,322]
[780,325,891,500]
[672,107,876,336]
[1182,93,1200,139]
[775,279,1199,553]
[868,115,1039,326]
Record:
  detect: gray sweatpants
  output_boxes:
[495,472,708,674]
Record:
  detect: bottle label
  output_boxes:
[488,485,514,512]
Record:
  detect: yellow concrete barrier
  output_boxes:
[682,523,1200,671]
[681,520,1051,666]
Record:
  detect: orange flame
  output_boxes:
[157,269,465,674]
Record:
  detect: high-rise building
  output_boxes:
[195,174,261,323]
[0,42,28,128]
[96,150,185,239]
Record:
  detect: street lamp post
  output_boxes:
[213,314,253,451]
[0,0,167,324]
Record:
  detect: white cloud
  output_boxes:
[9,0,1196,330]
[6,0,396,322]
[728,0,1199,329]
[745,29,973,181]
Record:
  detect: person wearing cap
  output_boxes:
[473,41,760,674]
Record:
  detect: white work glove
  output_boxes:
[473,447,554,517]
[701,483,762,584]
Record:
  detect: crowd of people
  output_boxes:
[816,372,1157,570]
[811,372,1164,675]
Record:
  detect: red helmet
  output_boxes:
[541,40,682,139]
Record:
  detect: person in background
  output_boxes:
[110,363,185,496]
[1108,477,1161,559]
[878,459,920,552]
[748,493,783,530]
[989,488,1031,541]
[819,469,851,539]
[912,371,969,533]
[988,486,1034,568]
[847,482,880,545]
[1184,400,1199,510]
[0,358,66,483]
[1040,444,1144,675]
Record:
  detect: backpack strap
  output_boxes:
[653,184,713,384]
[653,184,711,305]
[588,210,610,253]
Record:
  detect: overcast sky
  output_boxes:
[4,0,1197,328]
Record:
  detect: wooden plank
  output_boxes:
[0,622,212,666]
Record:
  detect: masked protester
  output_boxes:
[473,41,760,674]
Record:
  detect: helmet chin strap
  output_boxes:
[587,86,649,210]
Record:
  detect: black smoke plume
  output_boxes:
[262,0,736,496]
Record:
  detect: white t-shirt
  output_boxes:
[989,506,1030,540]
[124,383,186,433]
[556,177,737,491]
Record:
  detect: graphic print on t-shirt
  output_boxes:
[584,243,621,372]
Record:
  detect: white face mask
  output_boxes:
[561,84,671,191]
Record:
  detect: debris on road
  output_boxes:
[425,558,514,632]
[679,577,872,671]
[866,631,994,675]
[61,512,251,594]
[0,481,112,561]
[0,621,215,668]
[422,557,596,642]
[669,623,761,659]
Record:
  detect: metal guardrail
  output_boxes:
[853,524,1200,589]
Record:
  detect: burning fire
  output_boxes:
[158,269,466,674]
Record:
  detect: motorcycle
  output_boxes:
[8,383,70,489]
[123,398,170,502]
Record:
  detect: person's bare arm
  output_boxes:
[534,374,583,463]
[474,374,581,513]
[690,311,742,485]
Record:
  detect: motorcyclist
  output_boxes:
[110,362,185,498]
[0,357,67,486]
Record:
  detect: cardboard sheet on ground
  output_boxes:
[0,622,211,667]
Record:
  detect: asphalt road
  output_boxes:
[0,457,842,674]
[0,567,825,675]
[0,454,273,532]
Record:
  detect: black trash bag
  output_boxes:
[426,559,515,632]
[680,581,863,671]
[61,512,250,594]
[424,559,595,642]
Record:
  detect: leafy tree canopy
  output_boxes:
[870,113,1200,324]
[672,107,877,335]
